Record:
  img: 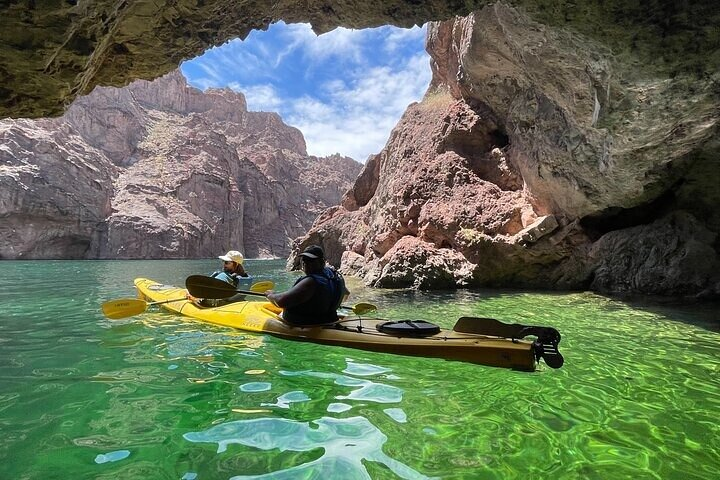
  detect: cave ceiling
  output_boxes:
[1,0,718,119]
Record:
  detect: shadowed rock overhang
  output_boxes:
[1,0,718,119]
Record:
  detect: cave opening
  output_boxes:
[180,21,432,165]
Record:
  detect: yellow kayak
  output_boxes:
[134,278,561,371]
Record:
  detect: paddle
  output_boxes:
[101,280,275,320]
[186,275,377,315]
[186,275,275,299]
[342,302,376,316]
[453,317,564,368]
[102,297,186,319]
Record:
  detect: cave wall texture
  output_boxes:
[1,0,719,298]
[2,1,718,119]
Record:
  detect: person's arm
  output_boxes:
[266,277,316,308]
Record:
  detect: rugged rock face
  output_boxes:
[2,1,717,120]
[2,0,719,297]
[0,118,116,259]
[1,0,490,119]
[293,4,720,298]
[0,71,362,259]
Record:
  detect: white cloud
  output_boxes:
[182,22,432,162]
[227,83,283,111]
[383,25,427,53]
[292,96,337,119]
[188,38,271,86]
[311,27,365,63]
[189,76,221,91]
[271,23,366,67]
[195,62,224,87]
[285,53,432,161]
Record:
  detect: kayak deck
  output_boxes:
[134,278,540,370]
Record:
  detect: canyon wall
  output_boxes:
[294,4,719,298]
[2,0,718,297]
[0,71,362,259]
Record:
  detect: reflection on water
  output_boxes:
[261,391,311,409]
[184,416,432,480]
[94,449,131,464]
[183,354,424,478]
[0,260,718,479]
[280,368,404,403]
[383,408,407,423]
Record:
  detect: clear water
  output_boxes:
[0,259,718,479]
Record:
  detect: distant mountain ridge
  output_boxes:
[0,71,362,259]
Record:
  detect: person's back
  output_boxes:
[283,266,346,325]
[266,245,348,326]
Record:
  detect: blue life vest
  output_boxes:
[283,267,346,326]
[210,271,238,288]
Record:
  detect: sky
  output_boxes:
[180,22,431,162]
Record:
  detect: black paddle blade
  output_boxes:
[453,317,528,338]
[454,316,564,369]
[185,275,237,299]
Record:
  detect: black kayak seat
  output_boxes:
[377,320,441,337]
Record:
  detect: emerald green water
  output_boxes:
[0,260,718,479]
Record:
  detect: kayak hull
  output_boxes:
[134,278,538,370]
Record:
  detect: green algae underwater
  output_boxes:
[0,259,718,479]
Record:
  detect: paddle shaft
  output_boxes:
[149,297,188,307]
[185,275,373,313]
[186,275,271,299]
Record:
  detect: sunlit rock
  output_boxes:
[0,72,361,259]
[294,4,720,297]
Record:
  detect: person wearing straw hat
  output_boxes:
[214,250,249,285]
[188,250,249,307]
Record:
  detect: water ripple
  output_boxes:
[184,416,434,479]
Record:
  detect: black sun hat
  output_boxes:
[299,245,324,260]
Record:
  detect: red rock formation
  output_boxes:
[2,1,718,297]
[294,4,720,298]
[0,71,362,259]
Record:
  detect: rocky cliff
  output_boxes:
[1,0,718,297]
[0,71,362,259]
[294,4,720,299]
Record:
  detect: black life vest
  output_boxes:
[283,267,346,326]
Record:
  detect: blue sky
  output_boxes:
[180,22,431,162]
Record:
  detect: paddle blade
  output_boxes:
[453,317,527,338]
[185,275,274,299]
[249,280,274,293]
[186,275,236,298]
[453,317,564,369]
[352,303,377,315]
[101,298,148,319]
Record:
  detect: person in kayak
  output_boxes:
[188,250,250,307]
[212,250,249,285]
[266,245,349,326]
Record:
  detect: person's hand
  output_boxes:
[266,291,280,307]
